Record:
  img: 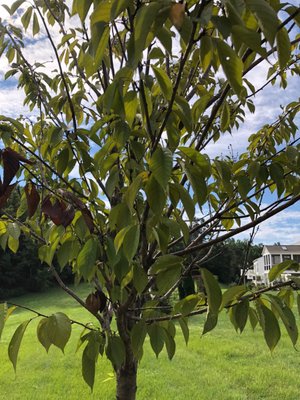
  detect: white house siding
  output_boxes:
[245,244,300,285]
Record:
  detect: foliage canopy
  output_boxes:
[0,1,300,399]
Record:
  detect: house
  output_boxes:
[245,244,300,285]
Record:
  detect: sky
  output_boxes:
[0,2,299,246]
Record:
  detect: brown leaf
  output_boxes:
[57,188,94,232]
[0,183,16,209]
[0,148,34,192]
[42,196,75,227]
[169,3,185,30]
[4,147,34,165]
[85,291,107,314]
[1,148,20,190]
[25,182,40,218]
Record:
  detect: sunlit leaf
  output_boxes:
[8,320,31,372]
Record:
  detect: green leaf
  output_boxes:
[163,329,176,360]
[21,6,33,30]
[150,255,182,274]
[82,344,95,391]
[57,239,80,269]
[258,303,281,352]
[152,65,173,101]
[174,294,200,316]
[220,101,231,132]
[123,224,140,261]
[128,3,161,67]
[8,320,31,372]
[32,12,40,36]
[269,260,299,282]
[124,175,143,211]
[8,236,19,253]
[298,294,300,317]
[91,0,129,24]
[77,237,99,280]
[249,307,258,331]
[268,295,298,346]
[276,27,291,70]
[231,300,249,333]
[148,324,165,358]
[131,320,147,359]
[231,26,267,57]
[133,263,148,293]
[178,317,189,345]
[145,175,166,215]
[178,147,210,176]
[175,183,195,221]
[221,285,247,309]
[92,25,110,75]
[114,226,131,253]
[184,163,207,206]
[46,313,72,352]
[0,303,7,341]
[237,175,251,199]
[200,35,213,72]
[124,90,138,127]
[174,95,192,132]
[149,147,173,189]
[90,0,113,23]
[106,335,126,369]
[201,268,222,314]
[245,0,279,45]
[214,38,243,96]
[156,266,181,294]
[37,318,52,352]
[10,0,24,14]
[202,311,218,335]
[72,0,93,21]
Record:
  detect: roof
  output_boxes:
[264,245,300,253]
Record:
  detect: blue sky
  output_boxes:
[0,2,299,246]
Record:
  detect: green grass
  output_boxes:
[1,286,300,400]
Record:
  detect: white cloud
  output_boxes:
[236,209,300,245]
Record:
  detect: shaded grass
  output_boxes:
[0,286,300,400]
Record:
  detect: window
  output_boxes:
[282,254,291,261]
[293,255,300,263]
[272,254,281,264]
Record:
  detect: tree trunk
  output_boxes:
[115,310,138,400]
[116,358,137,400]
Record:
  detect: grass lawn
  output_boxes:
[0,285,300,400]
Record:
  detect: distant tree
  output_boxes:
[202,239,263,284]
[0,190,73,298]
[0,1,300,399]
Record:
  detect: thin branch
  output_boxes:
[35,6,77,133]
[128,280,296,322]
[6,301,97,331]
[172,192,300,257]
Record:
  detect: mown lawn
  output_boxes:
[0,285,299,400]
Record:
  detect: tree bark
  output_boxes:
[116,310,138,400]
[116,358,137,400]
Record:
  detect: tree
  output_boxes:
[202,238,263,284]
[0,1,300,399]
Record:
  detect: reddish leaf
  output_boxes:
[42,196,75,227]
[60,204,75,227]
[169,3,185,30]
[0,183,16,209]
[57,189,94,232]
[1,149,20,190]
[57,189,85,210]
[25,182,40,218]
[0,148,34,192]
[3,148,34,165]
